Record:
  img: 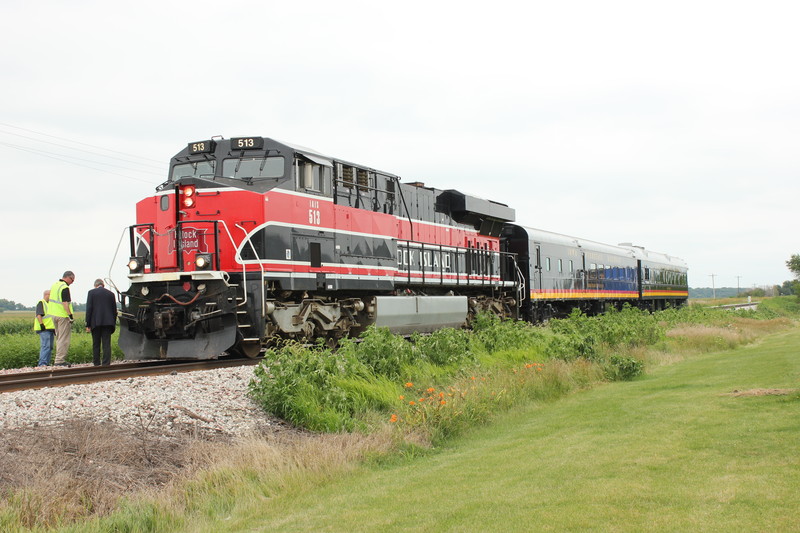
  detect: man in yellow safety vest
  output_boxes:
[49,271,75,366]
[33,289,55,366]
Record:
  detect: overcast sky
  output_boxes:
[1,0,797,305]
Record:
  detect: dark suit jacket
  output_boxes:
[86,286,118,330]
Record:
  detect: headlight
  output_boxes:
[141,286,150,296]
[195,253,213,270]
[127,256,144,273]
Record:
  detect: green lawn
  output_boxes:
[200,328,800,532]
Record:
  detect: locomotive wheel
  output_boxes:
[235,340,262,359]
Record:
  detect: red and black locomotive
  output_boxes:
[118,136,688,360]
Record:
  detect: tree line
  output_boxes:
[0,299,86,312]
[688,283,793,299]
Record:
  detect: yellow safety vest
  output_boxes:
[48,279,73,318]
[33,299,56,331]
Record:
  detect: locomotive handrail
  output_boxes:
[396,238,519,289]
[235,222,267,322]
[127,223,156,269]
[108,226,143,299]
[333,175,395,213]
[174,218,253,313]
[394,177,415,244]
[513,257,525,318]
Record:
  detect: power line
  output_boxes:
[0,128,164,171]
[0,142,156,184]
[0,140,164,177]
[0,121,164,165]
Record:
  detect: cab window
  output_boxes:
[221,156,284,179]
[295,160,331,194]
[170,160,215,181]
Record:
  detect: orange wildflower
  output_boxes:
[409,401,416,406]
[439,400,446,406]
[427,387,435,393]
[390,414,398,423]
[405,382,413,388]
[399,395,405,400]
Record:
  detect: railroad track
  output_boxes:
[0,358,262,394]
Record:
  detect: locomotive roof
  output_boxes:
[280,139,404,180]
[280,140,333,165]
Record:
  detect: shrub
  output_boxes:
[249,341,379,432]
[339,327,417,380]
[471,312,560,354]
[604,354,644,381]
[550,306,664,350]
[413,328,475,366]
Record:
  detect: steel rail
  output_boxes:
[0,358,262,394]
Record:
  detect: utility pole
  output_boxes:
[710,273,717,300]
[736,276,741,296]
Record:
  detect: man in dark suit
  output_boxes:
[85,279,118,366]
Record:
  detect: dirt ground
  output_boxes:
[0,418,306,526]
[727,388,798,397]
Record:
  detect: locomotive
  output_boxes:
[117,136,688,360]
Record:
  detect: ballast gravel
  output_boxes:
[0,364,287,440]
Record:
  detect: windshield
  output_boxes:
[222,156,285,179]
[170,160,215,181]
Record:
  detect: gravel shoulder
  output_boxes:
[0,363,289,439]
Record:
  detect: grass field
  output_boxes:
[3,301,797,531]
[189,327,800,531]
